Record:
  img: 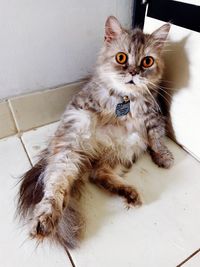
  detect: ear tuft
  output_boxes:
[151,23,171,50]
[105,16,122,44]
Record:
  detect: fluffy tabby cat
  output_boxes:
[18,16,174,249]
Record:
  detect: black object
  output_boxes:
[132,0,200,33]
[132,0,148,29]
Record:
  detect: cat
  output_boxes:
[18,16,174,249]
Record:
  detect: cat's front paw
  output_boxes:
[30,198,61,239]
[150,148,174,169]
[118,186,142,207]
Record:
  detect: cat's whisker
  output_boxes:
[157,92,172,106]
[157,87,174,99]
[147,81,173,106]
[143,84,162,112]
[159,85,176,90]
[151,87,172,106]
[158,88,173,98]
[148,81,175,94]
[160,79,176,85]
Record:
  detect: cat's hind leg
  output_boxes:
[29,150,82,239]
[89,164,142,207]
[27,109,92,239]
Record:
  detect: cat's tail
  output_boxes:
[17,150,85,249]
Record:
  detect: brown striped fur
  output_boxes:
[17,16,173,250]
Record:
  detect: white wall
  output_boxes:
[0,0,133,99]
[144,17,200,160]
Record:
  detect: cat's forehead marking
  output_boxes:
[129,31,147,63]
[129,32,159,64]
[128,53,135,65]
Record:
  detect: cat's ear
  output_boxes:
[151,23,171,50]
[105,16,123,44]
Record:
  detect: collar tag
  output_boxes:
[115,96,130,117]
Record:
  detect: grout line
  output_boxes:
[181,145,200,164]
[19,136,33,167]
[64,248,76,267]
[8,99,20,133]
[7,100,33,166]
[176,248,200,267]
[2,79,86,102]
[6,99,18,133]
[168,136,200,164]
[19,119,60,135]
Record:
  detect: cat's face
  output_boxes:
[97,16,170,95]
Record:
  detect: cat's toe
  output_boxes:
[151,149,174,169]
[30,213,55,239]
[159,150,174,169]
[119,186,142,207]
[127,190,142,207]
[30,200,61,239]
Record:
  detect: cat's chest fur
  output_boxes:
[94,97,148,160]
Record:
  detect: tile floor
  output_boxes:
[1,122,200,267]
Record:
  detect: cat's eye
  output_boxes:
[115,52,128,64]
[141,56,154,68]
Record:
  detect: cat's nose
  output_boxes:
[129,69,137,76]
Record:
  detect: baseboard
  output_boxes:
[0,81,84,139]
[0,101,17,138]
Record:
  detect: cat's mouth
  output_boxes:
[126,80,135,85]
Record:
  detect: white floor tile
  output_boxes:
[0,136,73,267]
[21,122,59,164]
[183,252,200,267]
[22,123,200,267]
